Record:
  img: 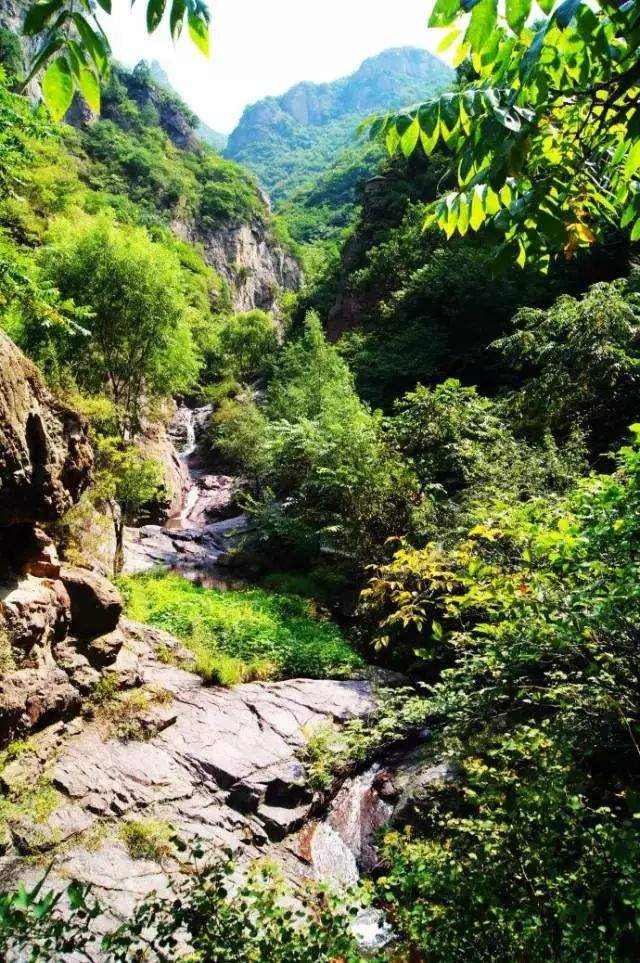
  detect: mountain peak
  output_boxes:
[225,46,453,199]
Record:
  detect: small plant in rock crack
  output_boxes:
[119,819,176,862]
[299,687,430,791]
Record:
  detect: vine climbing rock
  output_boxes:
[0,330,93,525]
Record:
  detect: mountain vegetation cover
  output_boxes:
[1,0,640,960]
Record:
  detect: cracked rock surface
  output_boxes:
[0,621,376,923]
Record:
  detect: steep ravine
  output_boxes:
[0,367,393,951]
[0,353,435,956]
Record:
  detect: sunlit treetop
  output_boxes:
[372,0,640,268]
[22,0,209,120]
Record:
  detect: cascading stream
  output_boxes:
[123,402,248,586]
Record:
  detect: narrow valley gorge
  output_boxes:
[2,1,640,960]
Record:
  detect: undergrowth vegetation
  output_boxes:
[120,570,361,685]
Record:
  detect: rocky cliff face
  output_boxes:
[173,218,302,313]
[0,333,128,749]
[0,332,93,525]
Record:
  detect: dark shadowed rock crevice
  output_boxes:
[0,331,93,526]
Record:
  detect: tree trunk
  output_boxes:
[113,517,124,575]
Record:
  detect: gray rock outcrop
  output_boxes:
[172,219,301,313]
[0,622,377,926]
[0,331,93,525]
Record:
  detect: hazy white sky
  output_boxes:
[102,0,440,133]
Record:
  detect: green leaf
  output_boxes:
[72,13,110,74]
[506,0,531,34]
[458,194,470,235]
[147,0,167,33]
[428,0,460,29]
[630,218,640,242]
[23,0,63,35]
[438,27,462,52]
[95,0,112,11]
[386,124,401,155]
[555,0,581,28]
[470,186,486,229]
[187,10,209,55]
[170,0,187,40]
[77,65,101,112]
[22,35,64,87]
[401,118,420,158]
[520,21,549,79]
[466,0,498,52]
[538,0,555,11]
[42,55,75,120]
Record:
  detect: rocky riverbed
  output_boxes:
[0,375,440,955]
[123,404,251,585]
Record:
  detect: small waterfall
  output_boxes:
[173,405,198,461]
[306,764,397,955]
[309,823,359,886]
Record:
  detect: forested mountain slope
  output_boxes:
[225,47,453,201]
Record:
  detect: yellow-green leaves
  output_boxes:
[368,0,640,267]
[188,10,209,56]
[506,0,531,34]
[76,65,100,113]
[466,0,498,53]
[41,56,74,120]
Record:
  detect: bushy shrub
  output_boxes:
[364,432,640,961]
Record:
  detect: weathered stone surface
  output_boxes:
[12,805,94,855]
[85,628,125,669]
[60,566,123,638]
[0,330,92,526]
[0,667,81,745]
[1,575,70,653]
[0,665,82,745]
[259,802,312,842]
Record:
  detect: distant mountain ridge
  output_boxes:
[225,47,453,201]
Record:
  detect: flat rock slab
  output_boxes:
[1,624,376,930]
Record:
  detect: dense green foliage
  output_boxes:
[214,312,417,571]
[361,434,640,961]
[120,570,360,684]
[85,63,265,227]
[39,215,200,431]
[377,0,640,267]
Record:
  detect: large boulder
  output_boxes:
[60,566,123,639]
[0,330,93,525]
[0,576,70,654]
[0,666,82,745]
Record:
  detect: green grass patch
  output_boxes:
[119,570,361,685]
[120,819,175,862]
